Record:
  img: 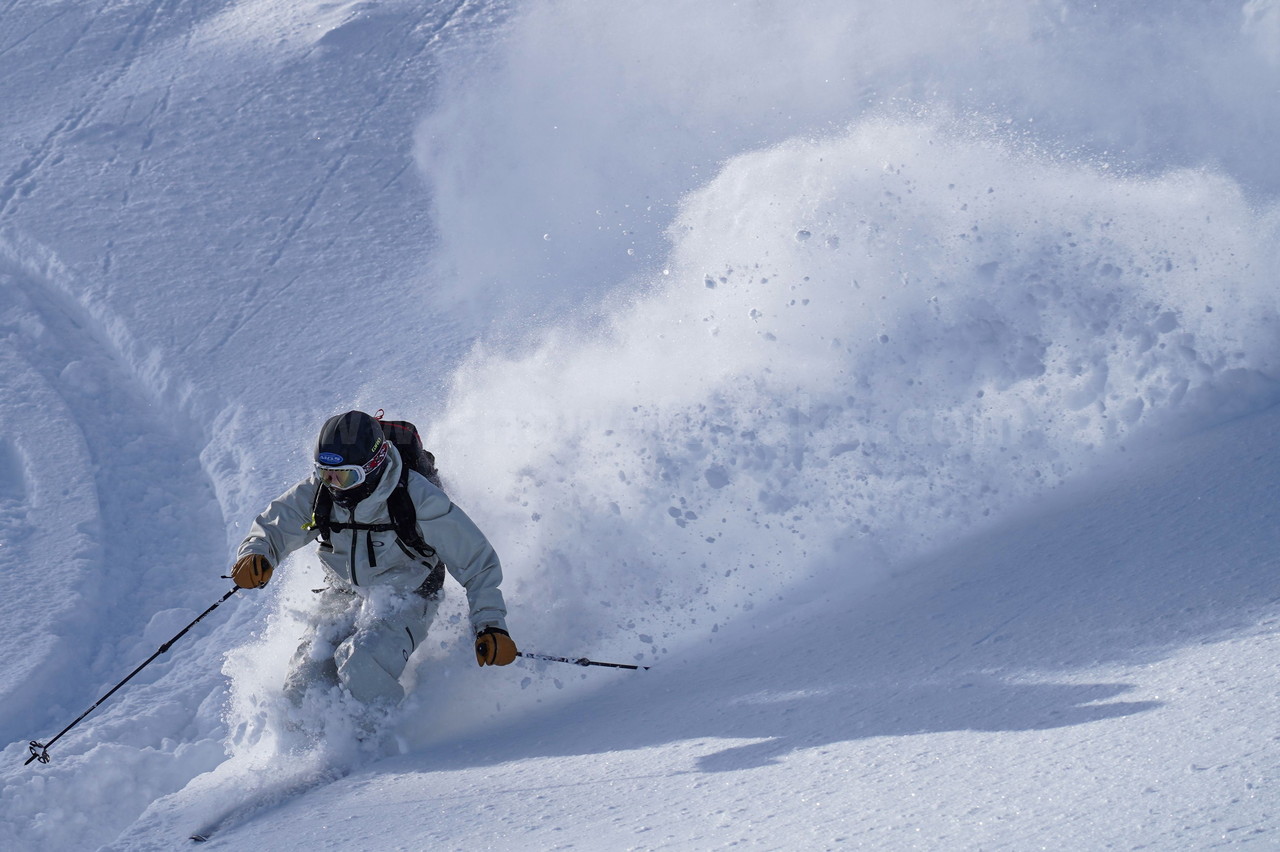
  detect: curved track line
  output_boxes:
[0,328,101,740]
[0,233,228,741]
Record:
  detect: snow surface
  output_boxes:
[2,0,1279,849]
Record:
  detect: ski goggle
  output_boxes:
[315,441,388,491]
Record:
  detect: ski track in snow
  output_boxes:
[260,0,477,269]
[0,270,99,742]
[0,0,195,220]
[0,233,232,851]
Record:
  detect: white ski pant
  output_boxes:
[284,585,442,706]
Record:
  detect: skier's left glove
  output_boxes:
[475,627,517,666]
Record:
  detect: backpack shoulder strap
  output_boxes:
[305,481,334,545]
[387,465,436,559]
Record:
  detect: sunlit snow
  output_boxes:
[1,1,1279,850]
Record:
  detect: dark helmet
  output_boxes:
[315,410,390,506]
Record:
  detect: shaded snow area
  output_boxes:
[2,1,1279,850]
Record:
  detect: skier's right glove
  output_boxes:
[231,554,274,589]
[475,627,517,666]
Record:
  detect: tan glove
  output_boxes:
[231,554,274,589]
[475,627,517,666]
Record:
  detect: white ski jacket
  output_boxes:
[236,445,508,632]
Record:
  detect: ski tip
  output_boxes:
[190,833,210,843]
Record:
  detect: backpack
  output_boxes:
[378,418,443,490]
[308,416,443,579]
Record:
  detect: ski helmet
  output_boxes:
[314,410,390,505]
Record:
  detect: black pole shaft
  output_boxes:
[517,651,649,671]
[25,586,239,766]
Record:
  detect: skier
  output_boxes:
[228,410,516,708]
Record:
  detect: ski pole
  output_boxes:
[25,586,240,766]
[517,651,650,671]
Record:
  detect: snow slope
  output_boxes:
[1,1,1279,849]
[175,409,1280,850]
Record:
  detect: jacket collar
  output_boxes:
[348,443,402,522]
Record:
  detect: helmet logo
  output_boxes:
[318,452,345,465]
